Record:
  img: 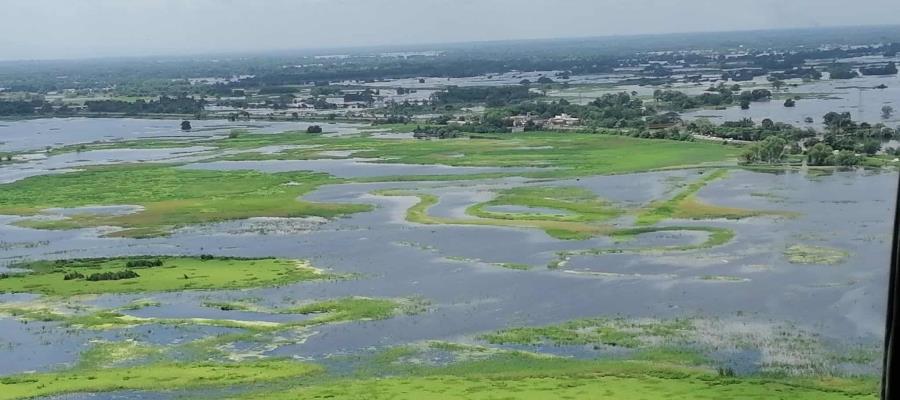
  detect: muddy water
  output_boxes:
[0,167,895,377]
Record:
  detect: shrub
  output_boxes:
[86,270,140,281]
[63,271,85,280]
[125,259,163,269]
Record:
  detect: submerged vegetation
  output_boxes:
[785,244,851,265]
[0,257,333,296]
[467,185,620,223]
[0,165,371,237]
[637,169,792,225]
[1,24,897,400]
[0,315,879,400]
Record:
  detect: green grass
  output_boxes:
[0,257,333,296]
[608,226,736,250]
[376,188,743,247]
[467,186,620,223]
[280,296,426,324]
[343,132,740,177]
[233,353,877,400]
[91,131,738,178]
[375,190,611,240]
[0,359,322,400]
[0,164,371,237]
[495,263,533,271]
[636,169,791,225]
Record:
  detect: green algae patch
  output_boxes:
[374,189,611,240]
[0,164,371,237]
[480,318,694,349]
[77,340,164,369]
[467,186,620,223]
[280,296,428,324]
[0,257,335,296]
[495,263,532,271]
[3,296,427,333]
[0,359,323,400]
[785,244,850,265]
[636,169,791,225]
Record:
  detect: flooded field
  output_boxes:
[0,118,370,152]
[0,118,893,399]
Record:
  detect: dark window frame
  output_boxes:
[884,174,900,399]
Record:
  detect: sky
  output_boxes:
[1,0,899,61]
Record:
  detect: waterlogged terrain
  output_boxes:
[0,118,894,399]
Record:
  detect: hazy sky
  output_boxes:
[2,0,899,60]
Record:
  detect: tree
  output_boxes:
[742,136,787,164]
[768,77,785,91]
[758,136,788,163]
[883,105,895,120]
[784,98,796,107]
[180,120,192,131]
[807,143,833,166]
[860,140,881,155]
[306,125,323,133]
[823,112,853,131]
[828,64,858,79]
[536,76,554,84]
[740,99,750,110]
[832,150,860,166]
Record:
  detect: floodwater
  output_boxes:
[0,168,894,376]
[681,74,900,128]
[0,119,896,387]
[0,118,369,152]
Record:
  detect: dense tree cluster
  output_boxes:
[431,86,538,107]
[0,100,43,115]
[741,136,789,164]
[860,62,898,76]
[827,64,859,79]
[85,96,205,114]
[686,118,815,142]
[495,93,650,129]
[652,88,771,111]
[821,111,895,153]
[770,67,822,80]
